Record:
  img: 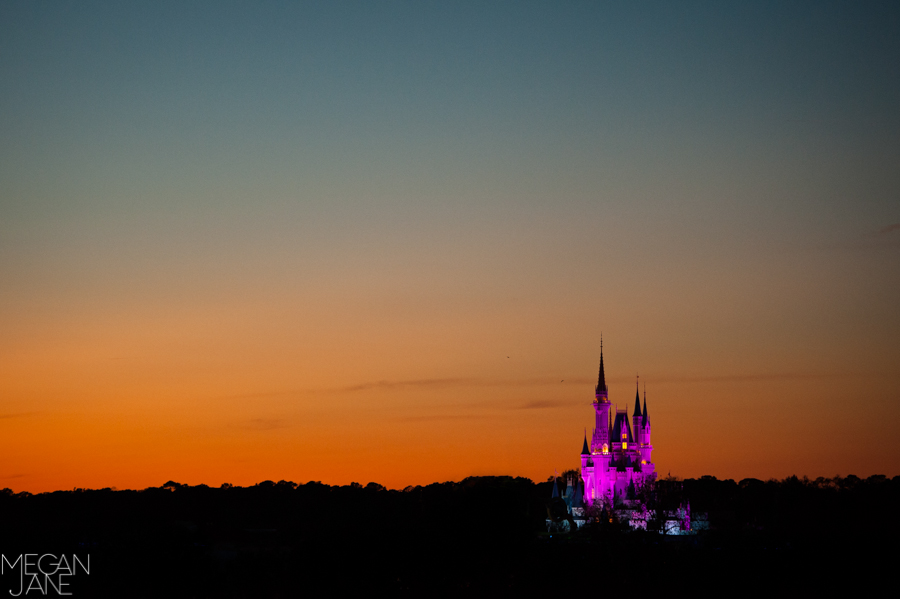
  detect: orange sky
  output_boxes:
[2,3,899,492]
[3,264,898,492]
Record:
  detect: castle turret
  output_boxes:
[642,391,651,446]
[632,379,643,445]
[564,475,575,511]
[573,479,584,510]
[580,432,593,472]
[640,389,654,472]
[591,343,612,454]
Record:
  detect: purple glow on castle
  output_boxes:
[547,348,701,535]
[581,346,656,506]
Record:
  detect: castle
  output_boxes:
[547,348,703,534]
[580,346,657,507]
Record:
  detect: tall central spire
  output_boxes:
[595,335,608,400]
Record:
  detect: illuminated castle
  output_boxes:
[547,348,700,534]
[580,346,656,507]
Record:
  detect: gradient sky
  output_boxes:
[2,1,898,493]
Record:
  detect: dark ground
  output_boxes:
[1,475,895,597]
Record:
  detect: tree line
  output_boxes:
[0,473,895,595]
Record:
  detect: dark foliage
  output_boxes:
[0,474,895,596]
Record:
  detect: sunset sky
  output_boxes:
[2,1,898,493]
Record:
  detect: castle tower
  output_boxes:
[642,390,651,443]
[641,390,653,465]
[632,379,643,445]
[591,344,612,455]
[580,432,591,467]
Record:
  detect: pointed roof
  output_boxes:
[633,381,642,418]
[551,479,559,498]
[581,433,590,455]
[573,479,584,508]
[643,389,649,426]
[611,409,634,444]
[595,346,607,396]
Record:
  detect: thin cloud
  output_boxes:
[209,371,869,403]
[816,223,900,250]
[339,378,477,392]
[517,400,569,410]
[337,377,581,393]
[563,373,872,385]
[872,222,900,248]
[210,377,521,401]
[651,372,865,384]
[212,390,304,401]
[396,414,484,422]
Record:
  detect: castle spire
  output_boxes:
[643,387,650,426]
[633,376,642,418]
[595,336,608,398]
[581,431,590,455]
